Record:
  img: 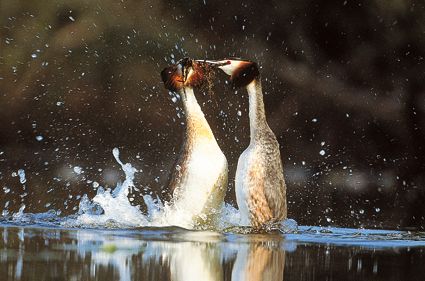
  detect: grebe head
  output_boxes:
[200,59,259,88]
[161,58,209,92]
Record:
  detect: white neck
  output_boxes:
[246,79,267,142]
[180,87,214,139]
[181,87,204,118]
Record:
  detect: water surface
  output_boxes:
[1,223,424,281]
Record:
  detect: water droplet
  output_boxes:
[18,169,26,184]
[73,166,83,175]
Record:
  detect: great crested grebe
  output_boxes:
[207,59,287,228]
[160,58,228,227]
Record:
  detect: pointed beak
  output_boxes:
[194,59,231,68]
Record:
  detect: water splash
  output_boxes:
[75,148,147,227]
[72,148,241,230]
[1,148,295,232]
[12,205,26,221]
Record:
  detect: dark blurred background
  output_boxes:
[0,0,424,229]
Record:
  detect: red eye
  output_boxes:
[226,60,231,65]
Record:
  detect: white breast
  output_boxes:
[235,146,253,226]
[185,141,226,206]
[166,139,227,227]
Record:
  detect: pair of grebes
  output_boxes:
[161,58,286,229]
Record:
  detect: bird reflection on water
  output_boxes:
[1,225,425,281]
[0,225,286,281]
[231,242,285,281]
